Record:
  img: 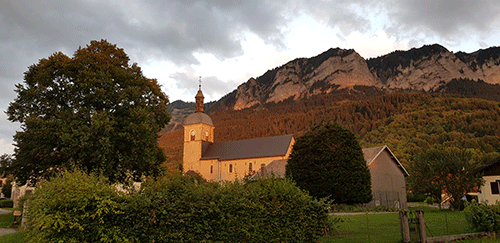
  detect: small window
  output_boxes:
[249,163,253,172]
[229,164,233,173]
[210,165,213,174]
[491,181,499,195]
[190,130,195,141]
[261,163,265,170]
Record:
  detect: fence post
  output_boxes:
[399,211,411,243]
[416,210,426,243]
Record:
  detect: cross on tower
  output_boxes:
[199,76,202,90]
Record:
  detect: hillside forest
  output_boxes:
[158,88,500,174]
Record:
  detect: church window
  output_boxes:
[190,130,195,141]
[205,131,209,139]
[210,165,213,174]
[229,164,233,173]
[249,163,253,172]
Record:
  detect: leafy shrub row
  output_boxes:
[24,170,330,242]
[464,201,500,232]
[0,199,13,208]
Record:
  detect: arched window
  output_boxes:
[190,130,195,141]
[210,165,213,174]
[249,163,253,172]
[229,164,233,173]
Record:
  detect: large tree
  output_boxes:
[408,147,483,210]
[6,40,170,185]
[286,122,372,204]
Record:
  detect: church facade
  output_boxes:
[182,87,294,181]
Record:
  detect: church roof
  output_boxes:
[184,112,213,126]
[201,134,294,161]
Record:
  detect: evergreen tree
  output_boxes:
[286,122,372,204]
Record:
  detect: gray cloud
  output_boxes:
[170,71,236,102]
[383,0,500,49]
[1,0,500,155]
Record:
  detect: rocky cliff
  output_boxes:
[227,44,500,110]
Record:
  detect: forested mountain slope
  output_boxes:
[159,92,500,170]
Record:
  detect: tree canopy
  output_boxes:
[408,147,484,210]
[285,122,372,204]
[6,40,170,185]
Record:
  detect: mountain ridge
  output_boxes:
[166,43,500,132]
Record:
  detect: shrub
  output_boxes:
[23,171,330,242]
[464,201,500,232]
[25,170,129,243]
[0,200,13,208]
[123,175,330,242]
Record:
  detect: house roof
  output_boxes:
[201,134,294,161]
[476,157,500,175]
[362,145,409,177]
[250,159,288,179]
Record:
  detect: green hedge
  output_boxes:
[24,171,330,242]
[0,200,13,208]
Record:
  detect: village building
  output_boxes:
[183,87,409,208]
[477,157,500,205]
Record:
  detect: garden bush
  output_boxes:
[24,170,129,243]
[123,175,330,242]
[24,171,330,242]
[0,199,13,208]
[464,201,500,232]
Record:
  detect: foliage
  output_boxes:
[24,171,329,242]
[161,92,500,170]
[0,200,13,208]
[25,170,128,243]
[408,147,483,210]
[286,122,372,204]
[464,201,500,232]
[406,192,427,202]
[123,175,330,242]
[6,40,170,185]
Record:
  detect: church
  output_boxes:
[182,86,295,181]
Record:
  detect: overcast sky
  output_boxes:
[1,0,500,155]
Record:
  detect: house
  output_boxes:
[182,87,294,181]
[362,145,409,209]
[477,157,500,205]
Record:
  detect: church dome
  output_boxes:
[184,112,213,126]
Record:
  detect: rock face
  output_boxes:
[233,48,381,110]
[228,44,500,110]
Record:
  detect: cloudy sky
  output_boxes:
[1,0,500,155]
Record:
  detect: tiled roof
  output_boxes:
[201,134,293,161]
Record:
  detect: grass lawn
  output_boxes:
[0,209,26,243]
[321,206,482,243]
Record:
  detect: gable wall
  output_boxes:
[366,149,407,209]
[478,175,500,205]
[196,138,295,181]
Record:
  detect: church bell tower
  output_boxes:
[182,78,214,174]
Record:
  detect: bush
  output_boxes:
[0,200,13,208]
[123,175,330,242]
[25,171,330,242]
[464,201,500,232]
[25,170,129,243]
